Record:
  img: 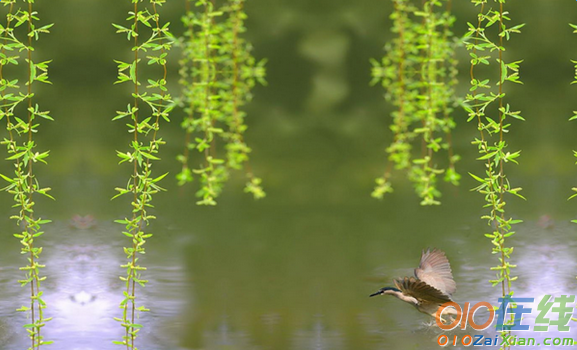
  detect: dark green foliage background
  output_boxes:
[15,0,572,219]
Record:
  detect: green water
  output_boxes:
[1,1,577,349]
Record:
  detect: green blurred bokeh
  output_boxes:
[18,0,576,217]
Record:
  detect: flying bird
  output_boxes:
[370,248,457,323]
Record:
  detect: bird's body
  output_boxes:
[370,248,457,323]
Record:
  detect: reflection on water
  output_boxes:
[0,217,187,350]
[1,212,577,350]
[202,317,256,349]
[291,316,343,350]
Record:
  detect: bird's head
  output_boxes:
[369,287,401,297]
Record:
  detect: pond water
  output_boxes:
[1,206,577,349]
[1,0,577,349]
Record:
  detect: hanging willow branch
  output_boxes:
[371,0,415,199]
[112,0,173,348]
[568,22,577,325]
[371,0,459,205]
[464,0,525,343]
[177,0,266,205]
[569,24,577,206]
[0,1,54,349]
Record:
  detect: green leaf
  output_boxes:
[499,59,507,84]
[152,172,169,183]
[468,172,485,183]
[140,151,159,160]
[0,173,14,183]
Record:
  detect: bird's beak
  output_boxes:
[369,290,383,297]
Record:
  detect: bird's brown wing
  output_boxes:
[394,277,452,304]
[414,248,457,296]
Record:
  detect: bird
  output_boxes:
[369,248,457,323]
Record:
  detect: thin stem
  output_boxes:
[497,0,508,302]
[208,0,217,159]
[151,1,165,142]
[181,0,194,177]
[2,1,15,149]
[26,1,37,348]
[423,0,435,174]
[442,0,456,173]
[202,0,216,197]
[471,2,486,144]
[230,0,256,179]
[384,0,407,178]
[127,1,139,347]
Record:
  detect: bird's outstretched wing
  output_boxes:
[394,277,452,304]
[414,248,457,296]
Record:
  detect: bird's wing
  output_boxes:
[414,248,457,296]
[394,277,452,304]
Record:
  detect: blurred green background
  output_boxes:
[1,1,577,349]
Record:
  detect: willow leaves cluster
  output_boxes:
[0,1,54,349]
[371,0,459,205]
[112,0,172,348]
[177,0,266,205]
[463,0,525,341]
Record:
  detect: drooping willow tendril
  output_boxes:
[223,0,266,199]
[371,0,414,200]
[569,23,577,324]
[463,0,525,344]
[112,0,173,347]
[409,0,444,205]
[371,0,459,205]
[0,1,54,349]
[177,0,196,188]
[439,0,460,187]
[569,23,577,207]
[177,0,266,205]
